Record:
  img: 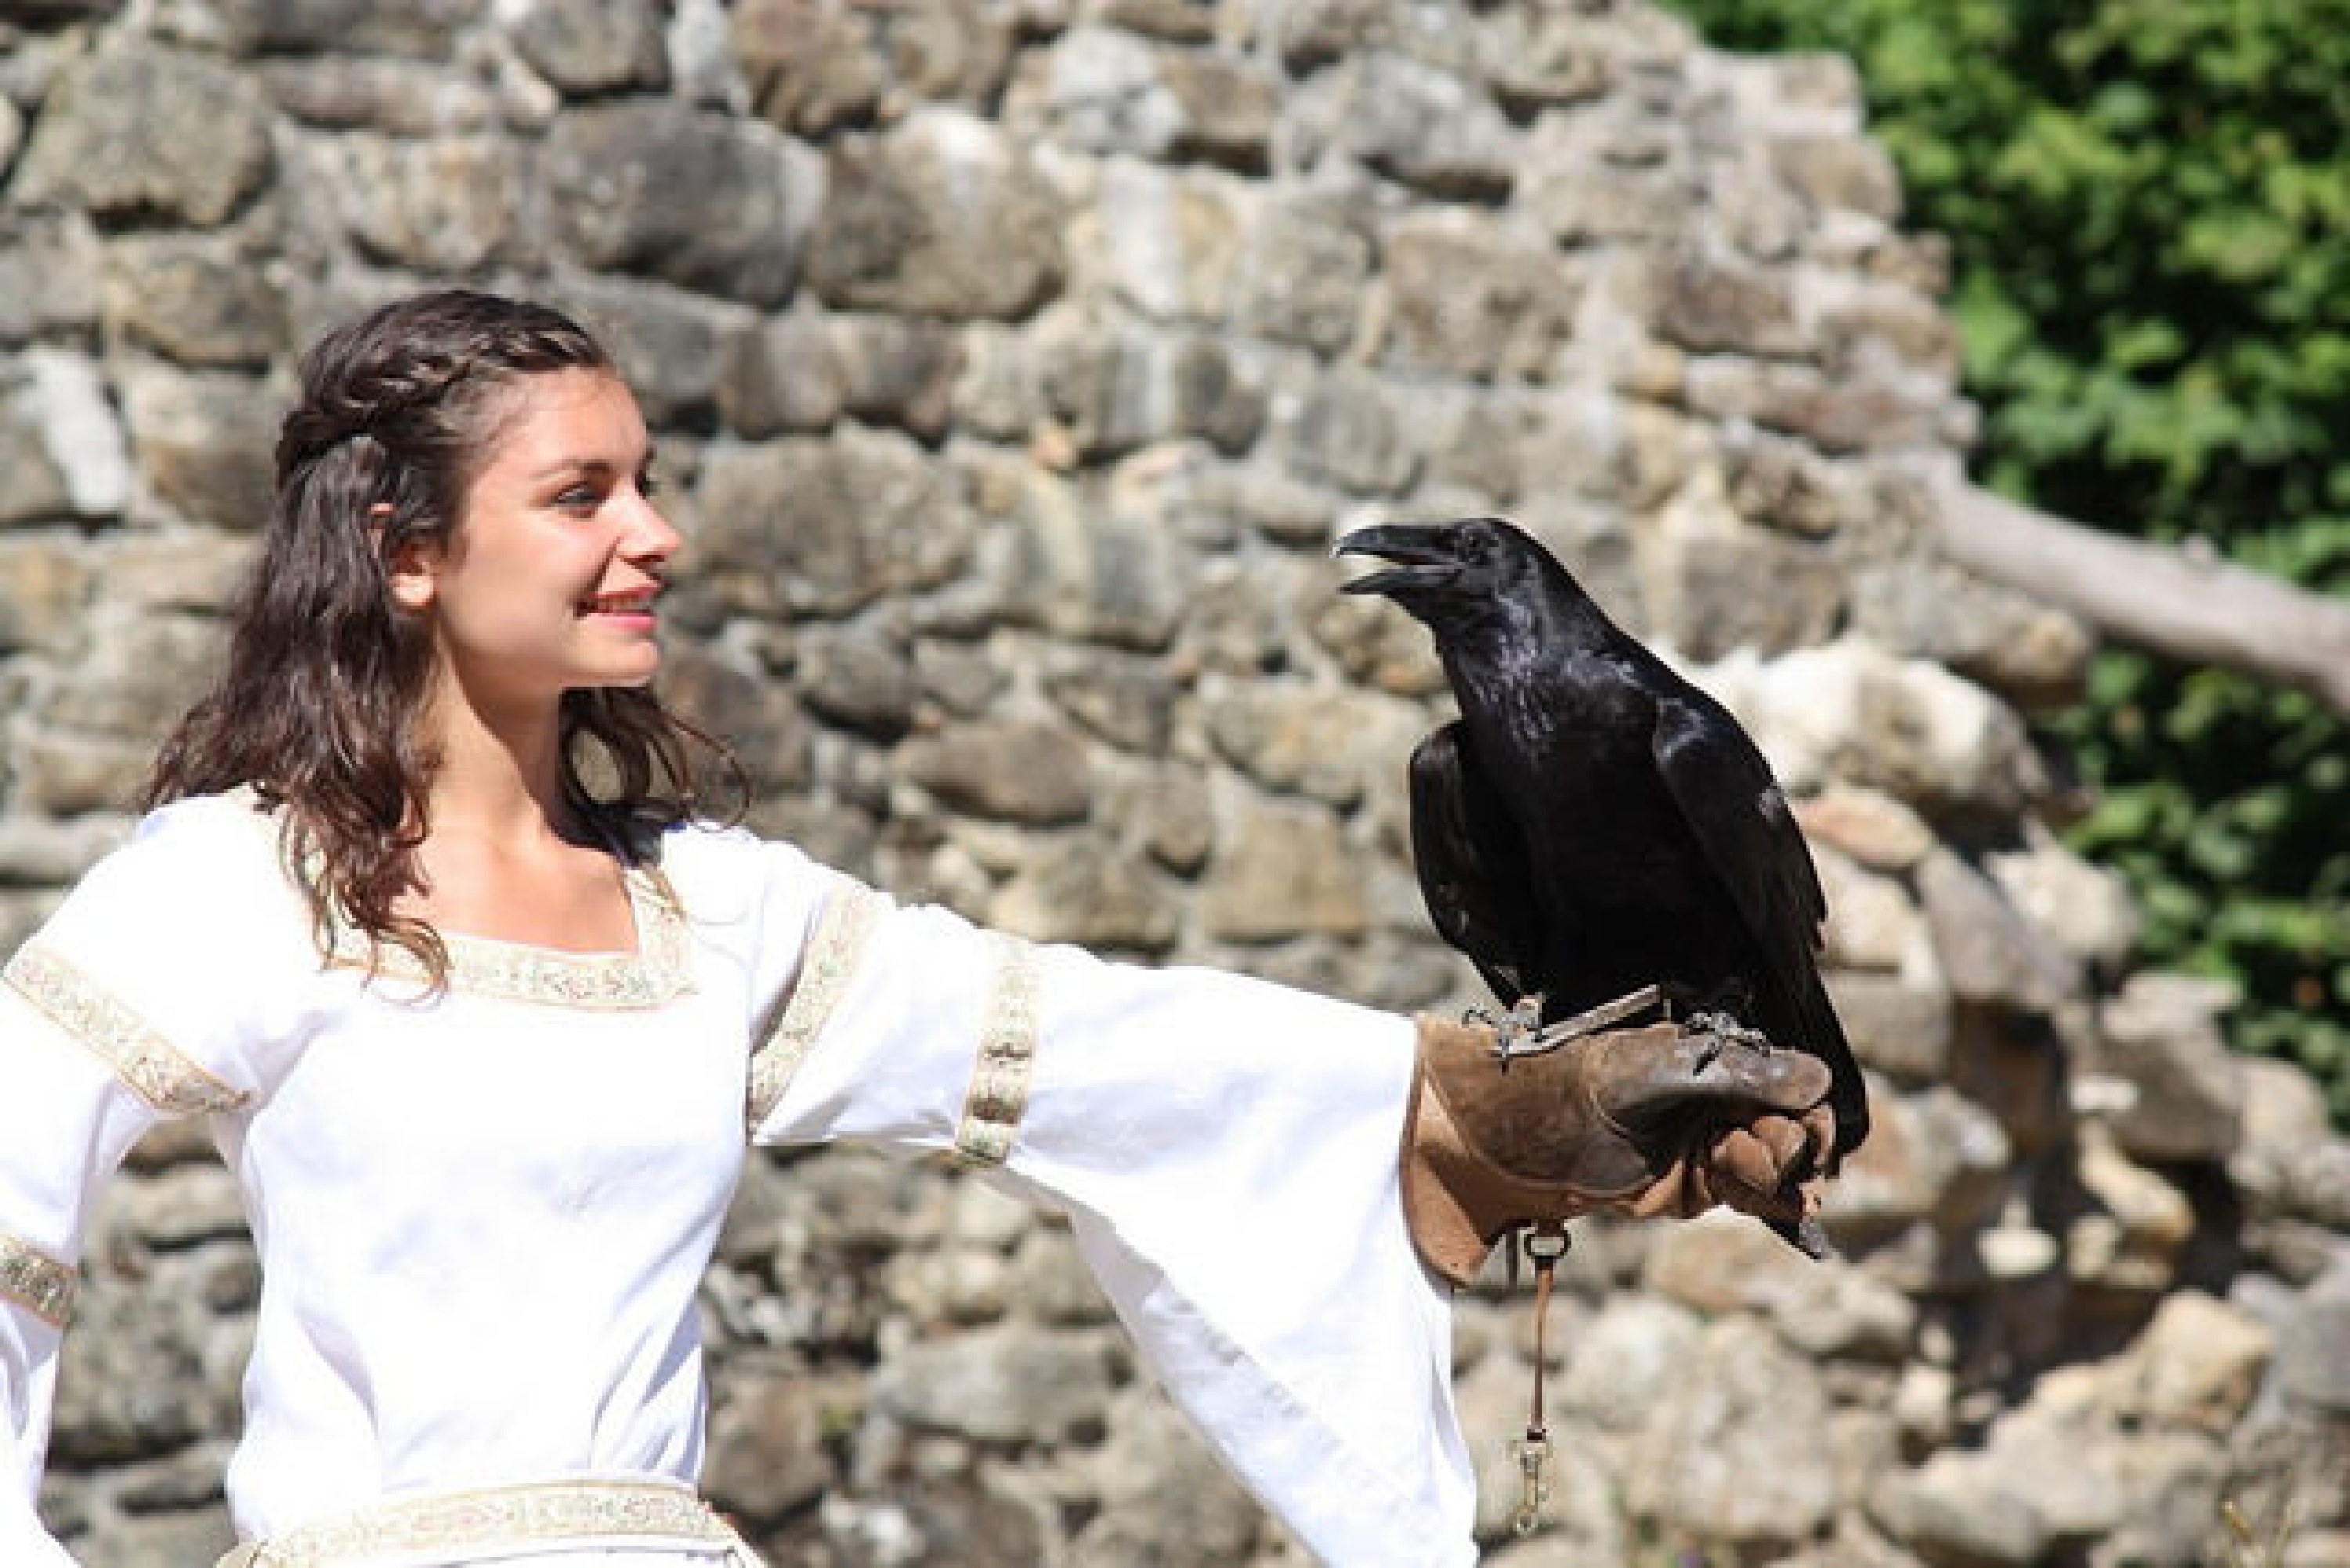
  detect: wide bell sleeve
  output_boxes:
[739,852,1474,1568]
[0,798,284,1565]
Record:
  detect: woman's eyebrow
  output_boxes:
[527,449,656,482]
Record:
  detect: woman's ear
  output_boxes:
[378,508,439,612]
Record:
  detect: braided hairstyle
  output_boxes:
[144,288,739,985]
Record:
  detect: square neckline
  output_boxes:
[324,862,694,1009]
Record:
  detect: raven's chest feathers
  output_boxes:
[1448,647,1726,923]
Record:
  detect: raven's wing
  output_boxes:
[1650,692,1870,1161]
[1407,721,1545,1008]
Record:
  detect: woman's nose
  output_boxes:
[624,493,683,565]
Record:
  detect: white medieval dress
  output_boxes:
[0,792,1475,1566]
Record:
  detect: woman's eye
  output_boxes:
[555,485,602,511]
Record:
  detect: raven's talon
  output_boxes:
[1683,1011,1771,1058]
[1469,995,1548,1066]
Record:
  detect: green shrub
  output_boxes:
[1668,0,2350,1121]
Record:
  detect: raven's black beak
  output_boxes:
[1334,522,1459,598]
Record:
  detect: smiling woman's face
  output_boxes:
[390,367,681,720]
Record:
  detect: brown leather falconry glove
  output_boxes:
[1402,1013,1839,1288]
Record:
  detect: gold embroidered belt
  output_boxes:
[213,1477,762,1567]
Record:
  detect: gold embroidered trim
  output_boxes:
[219,1478,746,1568]
[956,934,1040,1167]
[0,1232,75,1329]
[3,944,251,1117]
[327,865,693,1011]
[746,883,891,1133]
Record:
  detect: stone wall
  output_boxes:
[2,1,2344,1564]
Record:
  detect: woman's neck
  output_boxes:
[414,691,577,847]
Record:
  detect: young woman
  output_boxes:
[0,291,1835,1567]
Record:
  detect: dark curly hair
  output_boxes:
[143,288,740,986]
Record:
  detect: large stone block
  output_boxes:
[898,719,1090,827]
[989,468,1190,651]
[1381,211,1582,381]
[1824,1085,2009,1243]
[8,732,157,818]
[327,135,523,273]
[1278,369,1417,495]
[1042,649,1177,753]
[0,208,103,345]
[0,378,74,526]
[118,363,277,529]
[1656,250,1809,359]
[1683,355,1956,454]
[40,609,222,739]
[1321,52,1517,200]
[1032,308,1264,460]
[1709,641,2044,822]
[1643,1210,1917,1361]
[794,617,920,737]
[260,55,497,134]
[2095,972,2246,1165]
[1635,469,1849,659]
[694,429,968,618]
[9,351,131,521]
[1770,132,1904,222]
[830,315,964,442]
[1230,196,1373,352]
[1850,556,2097,710]
[1523,104,1697,245]
[49,1243,248,1465]
[989,839,1178,948]
[192,0,484,56]
[102,234,287,369]
[0,534,89,650]
[62,1495,238,1568]
[1071,1389,1264,1563]
[701,1367,837,1526]
[738,0,1010,133]
[1827,967,1955,1082]
[553,272,746,427]
[1016,25,1185,157]
[1199,793,1368,941]
[1813,845,1922,973]
[1625,1316,1842,1549]
[541,102,825,306]
[1477,3,1616,113]
[659,641,812,792]
[1013,26,1274,171]
[1198,675,1426,810]
[1116,765,1213,876]
[1793,783,1937,873]
[805,110,1065,320]
[1158,47,1278,171]
[505,0,668,96]
[868,1321,1119,1443]
[1716,425,1868,539]
[733,0,888,135]
[0,813,136,887]
[1985,830,2140,975]
[1089,163,1243,323]
[1271,0,1407,71]
[1917,849,2076,1016]
[2067,1133,2196,1295]
[16,42,272,226]
[720,311,844,439]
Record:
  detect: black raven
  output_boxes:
[1336,516,1868,1176]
